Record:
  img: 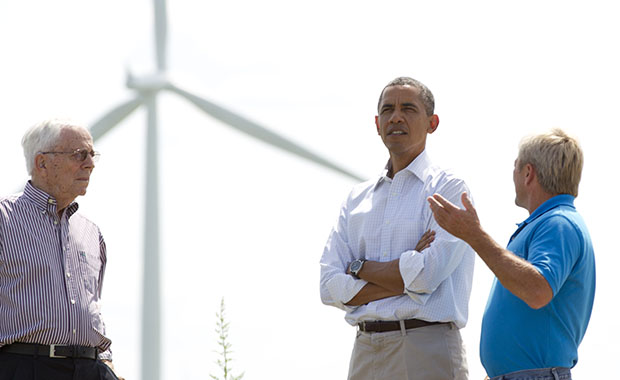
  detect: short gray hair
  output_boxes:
[377,77,435,116]
[518,128,584,197]
[21,118,86,175]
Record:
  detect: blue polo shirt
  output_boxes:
[480,194,596,377]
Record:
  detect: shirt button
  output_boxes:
[73,329,76,334]
[53,221,58,225]
[66,273,71,278]
[71,299,76,305]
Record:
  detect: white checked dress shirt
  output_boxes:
[320,150,475,328]
[0,182,112,360]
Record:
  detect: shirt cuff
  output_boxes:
[399,249,427,304]
[98,348,112,361]
[326,272,368,311]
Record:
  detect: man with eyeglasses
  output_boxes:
[0,119,123,380]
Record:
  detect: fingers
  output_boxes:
[415,229,436,251]
[427,195,449,229]
[427,195,440,208]
[427,193,459,219]
[421,229,436,240]
[426,195,446,215]
[418,243,431,251]
[427,193,445,208]
[429,192,473,214]
[431,193,457,209]
[461,192,474,211]
[419,233,435,246]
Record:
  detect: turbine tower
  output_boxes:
[88,1,361,379]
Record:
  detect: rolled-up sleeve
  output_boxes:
[399,232,469,303]
[399,179,472,303]
[320,197,366,312]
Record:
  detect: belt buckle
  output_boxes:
[359,321,367,332]
[49,344,67,358]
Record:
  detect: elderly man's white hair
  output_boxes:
[21,118,89,175]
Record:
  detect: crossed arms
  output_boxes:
[345,231,435,306]
[320,184,474,311]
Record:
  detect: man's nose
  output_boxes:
[389,109,404,123]
[82,154,95,169]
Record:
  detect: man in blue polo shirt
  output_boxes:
[427,128,595,380]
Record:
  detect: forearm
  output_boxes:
[466,230,552,309]
[334,231,435,307]
[358,259,404,293]
[345,282,402,306]
[428,192,553,309]
[342,259,404,306]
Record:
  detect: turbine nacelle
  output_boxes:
[126,72,170,93]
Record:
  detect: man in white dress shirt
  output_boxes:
[320,77,475,380]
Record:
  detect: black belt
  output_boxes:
[358,319,447,333]
[0,343,99,359]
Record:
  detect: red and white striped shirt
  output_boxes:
[0,182,112,360]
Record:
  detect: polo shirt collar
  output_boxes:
[524,194,575,224]
[514,194,575,230]
[510,194,575,242]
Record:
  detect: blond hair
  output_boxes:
[518,128,583,196]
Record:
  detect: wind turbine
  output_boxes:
[89,1,362,379]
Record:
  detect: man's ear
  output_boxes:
[35,155,46,171]
[427,115,439,134]
[375,115,380,135]
[524,163,536,185]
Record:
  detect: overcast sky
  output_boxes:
[1,1,618,379]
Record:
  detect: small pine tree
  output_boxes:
[210,298,244,380]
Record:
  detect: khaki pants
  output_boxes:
[347,323,468,380]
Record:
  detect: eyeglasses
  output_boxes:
[39,149,101,162]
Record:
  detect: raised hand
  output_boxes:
[427,192,480,241]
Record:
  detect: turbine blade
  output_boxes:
[89,96,143,141]
[168,85,363,181]
[153,0,168,71]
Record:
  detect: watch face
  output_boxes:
[351,260,362,273]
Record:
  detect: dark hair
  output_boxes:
[377,77,435,116]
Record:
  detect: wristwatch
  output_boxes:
[349,259,366,279]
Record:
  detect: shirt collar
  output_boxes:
[514,194,575,233]
[22,181,80,217]
[375,150,432,188]
[524,194,575,224]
